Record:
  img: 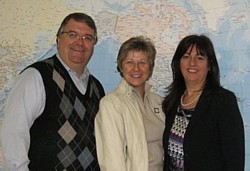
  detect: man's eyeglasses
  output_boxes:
[60,31,96,44]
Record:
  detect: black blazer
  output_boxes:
[163,87,245,171]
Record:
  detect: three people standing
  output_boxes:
[1,11,245,171]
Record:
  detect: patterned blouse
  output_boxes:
[167,106,194,171]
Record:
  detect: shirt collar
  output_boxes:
[119,79,155,98]
[56,54,90,79]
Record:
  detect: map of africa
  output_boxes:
[0,0,249,170]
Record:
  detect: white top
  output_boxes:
[1,55,90,171]
[137,92,165,171]
[95,79,165,171]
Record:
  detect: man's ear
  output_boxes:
[56,38,59,48]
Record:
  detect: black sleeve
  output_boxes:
[217,91,245,171]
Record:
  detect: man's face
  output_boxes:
[57,19,96,75]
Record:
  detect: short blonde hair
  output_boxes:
[117,36,156,77]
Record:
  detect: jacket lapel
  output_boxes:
[186,90,212,132]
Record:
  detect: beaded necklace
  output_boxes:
[180,91,202,107]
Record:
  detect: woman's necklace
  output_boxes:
[180,91,201,107]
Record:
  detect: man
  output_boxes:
[1,12,105,170]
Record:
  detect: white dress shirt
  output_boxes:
[1,55,90,171]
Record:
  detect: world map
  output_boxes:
[0,0,249,170]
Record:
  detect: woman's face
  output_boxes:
[121,50,151,94]
[180,45,209,88]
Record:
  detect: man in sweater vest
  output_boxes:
[1,12,105,171]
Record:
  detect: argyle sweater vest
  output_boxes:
[27,56,104,170]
